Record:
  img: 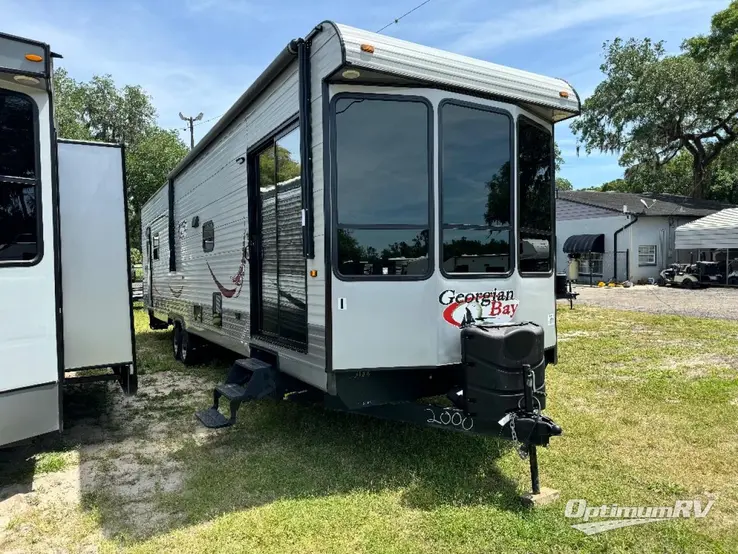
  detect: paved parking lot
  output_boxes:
[572,284,738,320]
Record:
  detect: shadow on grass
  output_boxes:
[2,306,525,546]
[148,397,525,536]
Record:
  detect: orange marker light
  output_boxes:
[559,91,570,98]
[360,44,375,54]
[310,270,318,278]
[25,54,43,62]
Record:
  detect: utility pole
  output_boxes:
[179,111,203,149]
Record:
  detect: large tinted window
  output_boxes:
[440,102,512,275]
[333,96,431,277]
[0,90,39,263]
[518,116,553,273]
[256,125,307,345]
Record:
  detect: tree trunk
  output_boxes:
[692,154,706,199]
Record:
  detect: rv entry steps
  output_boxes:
[195,358,276,429]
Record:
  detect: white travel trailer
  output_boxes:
[141,21,579,494]
[0,32,137,447]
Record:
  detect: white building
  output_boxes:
[556,191,732,282]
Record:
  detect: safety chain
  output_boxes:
[508,413,528,459]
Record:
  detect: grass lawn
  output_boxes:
[1,305,737,553]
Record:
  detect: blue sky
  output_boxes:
[0,0,726,189]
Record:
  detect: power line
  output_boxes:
[376,0,434,34]
[193,114,222,127]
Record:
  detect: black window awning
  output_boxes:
[562,234,605,254]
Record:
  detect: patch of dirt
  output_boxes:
[663,354,735,378]
[0,370,218,550]
[557,330,595,342]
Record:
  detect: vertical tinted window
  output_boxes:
[275,127,307,343]
[0,91,36,178]
[153,234,160,260]
[258,145,279,336]
[333,96,431,277]
[202,220,214,252]
[0,90,39,263]
[518,117,553,273]
[255,125,307,344]
[440,102,512,275]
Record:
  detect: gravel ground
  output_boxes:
[570,284,738,320]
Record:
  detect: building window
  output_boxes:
[153,233,160,260]
[332,95,432,278]
[0,89,40,264]
[518,116,553,274]
[440,101,512,275]
[579,253,603,276]
[638,245,656,266]
[202,220,214,252]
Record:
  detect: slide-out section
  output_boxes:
[58,140,135,372]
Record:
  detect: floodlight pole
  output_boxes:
[179,111,204,149]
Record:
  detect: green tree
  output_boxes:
[555,177,573,190]
[54,69,157,144]
[571,27,738,199]
[258,145,301,184]
[53,68,187,248]
[684,1,738,89]
[127,129,189,246]
[554,142,564,172]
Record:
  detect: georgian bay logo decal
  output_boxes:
[438,289,519,327]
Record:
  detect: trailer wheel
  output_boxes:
[180,329,198,366]
[172,322,182,361]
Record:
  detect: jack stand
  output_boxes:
[520,364,560,507]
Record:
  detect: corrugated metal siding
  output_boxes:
[306,25,340,329]
[676,208,738,249]
[140,185,170,309]
[335,23,579,122]
[169,62,301,345]
[556,199,616,221]
[136,26,343,389]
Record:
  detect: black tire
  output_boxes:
[180,329,199,366]
[682,278,695,289]
[172,322,182,361]
[657,277,666,287]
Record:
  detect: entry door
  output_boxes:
[249,124,308,347]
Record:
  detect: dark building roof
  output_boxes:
[557,190,734,217]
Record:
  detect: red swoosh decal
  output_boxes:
[207,231,248,298]
[207,261,240,298]
[443,302,463,327]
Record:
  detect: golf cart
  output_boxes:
[659,263,700,289]
[659,261,722,289]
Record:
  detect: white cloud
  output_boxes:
[449,0,724,54]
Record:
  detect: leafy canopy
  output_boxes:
[572,1,738,199]
[53,68,188,247]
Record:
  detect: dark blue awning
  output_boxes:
[562,234,605,254]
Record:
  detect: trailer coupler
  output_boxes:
[499,410,562,448]
[498,363,562,496]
